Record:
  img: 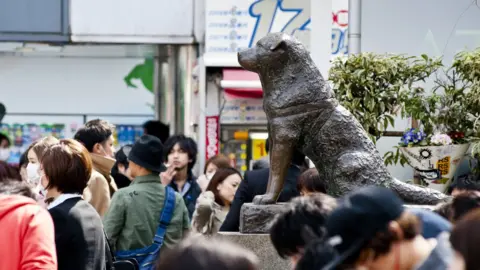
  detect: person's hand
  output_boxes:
[160,165,177,186]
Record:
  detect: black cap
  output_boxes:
[323,186,404,269]
[128,135,166,173]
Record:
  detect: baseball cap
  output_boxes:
[323,186,404,269]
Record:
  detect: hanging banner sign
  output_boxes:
[205,115,220,160]
[205,0,349,57]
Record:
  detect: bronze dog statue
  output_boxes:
[238,33,448,205]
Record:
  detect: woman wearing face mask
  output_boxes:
[0,133,11,162]
[25,136,59,204]
[197,154,231,192]
[40,139,105,270]
[192,168,242,235]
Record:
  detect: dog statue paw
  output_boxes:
[253,194,277,205]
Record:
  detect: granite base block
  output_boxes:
[240,203,286,234]
[218,232,291,270]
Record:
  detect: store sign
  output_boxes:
[220,98,267,124]
[205,115,220,160]
[251,139,268,161]
[205,0,348,57]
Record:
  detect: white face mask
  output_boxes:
[0,148,10,161]
[26,163,40,185]
[206,171,215,181]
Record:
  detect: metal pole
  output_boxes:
[166,45,177,135]
[153,46,162,120]
[348,0,362,55]
[198,56,207,171]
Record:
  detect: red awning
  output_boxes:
[221,69,263,99]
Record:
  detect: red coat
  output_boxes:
[0,195,57,270]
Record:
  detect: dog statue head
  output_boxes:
[238,32,309,73]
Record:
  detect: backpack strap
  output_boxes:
[153,186,176,244]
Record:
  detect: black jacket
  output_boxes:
[49,197,106,270]
[169,177,201,220]
[220,165,301,231]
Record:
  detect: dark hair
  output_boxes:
[163,135,198,172]
[451,191,480,222]
[74,119,115,152]
[433,201,453,220]
[31,136,60,162]
[252,159,269,170]
[269,194,337,258]
[111,145,132,189]
[0,161,22,182]
[156,235,258,270]
[113,145,132,169]
[297,168,326,194]
[41,139,92,194]
[450,209,480,270]
[204,154,231,174]
[342,212,421,267]
[0,179,37,199]
[206,168,242,206]
[143,120,169,143]
[450,177,480,193]
[19,150,28,169]
[0,133,10,147]
[295,239,338,270]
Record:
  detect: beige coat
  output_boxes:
[191,191,228,235]
[83,154,118,217]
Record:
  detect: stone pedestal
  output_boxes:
[218,232,291,270]
[219,203,290,270]
[240,203,286,234]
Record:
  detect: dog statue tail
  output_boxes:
[390,178,450,205]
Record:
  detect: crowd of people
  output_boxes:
[0,118,479,270]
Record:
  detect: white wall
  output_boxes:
[0,56,154,120]
[70,0,195,44]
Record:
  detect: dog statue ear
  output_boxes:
[270,36,289,51]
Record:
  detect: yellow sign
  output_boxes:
[436,156,451,176]
[251,139,268,161]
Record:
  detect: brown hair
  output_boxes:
[450,209,480,270]
[41,139,92,194]
[297,168,327,194]
[156,235,258,270]
[31,136,60,162]
[204,154,231,174]
[0,161,22,182]
[206,167,242,206]
[345,212,421,266]
[451,191,480,222]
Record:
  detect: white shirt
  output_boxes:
[47,193,83,210]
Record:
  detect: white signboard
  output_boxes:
[205,0,348,57]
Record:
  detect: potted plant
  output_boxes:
[393,48,480,192]
[329,53,442,144]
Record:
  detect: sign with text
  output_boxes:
[205,0,348,57]
[205,115,220,160]
[251,138,267,161]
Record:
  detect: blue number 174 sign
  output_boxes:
[248,0,347,55]
[248,0,310,47]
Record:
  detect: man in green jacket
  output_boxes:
[104,135,190,253]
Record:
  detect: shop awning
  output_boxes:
[221,69,263,99]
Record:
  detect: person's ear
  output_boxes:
[388,221,404,240]
[92,143,102,154]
